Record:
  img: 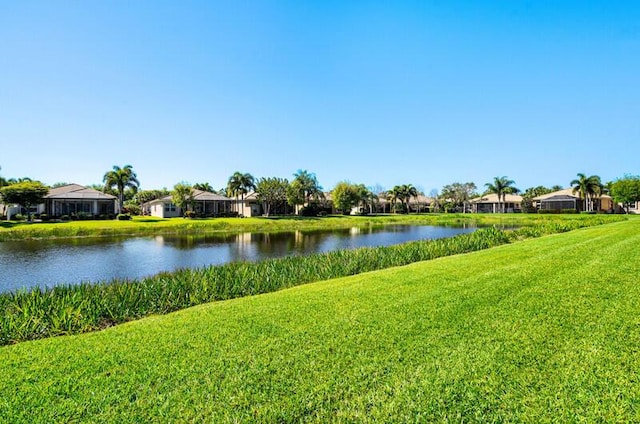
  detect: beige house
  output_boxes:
[144,189,232,218]
[44,184,117,217]
[533,188,615,212]
[234,192,264,217]
[470,193,523,213]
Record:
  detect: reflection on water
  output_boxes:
[0,224,479,292]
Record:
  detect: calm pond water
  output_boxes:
[0,225,477,292]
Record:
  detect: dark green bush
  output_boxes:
[77,212,93,220]
[117,214,132,221]
[184,211,196,219]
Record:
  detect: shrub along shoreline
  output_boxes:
[0,215,623,345]
[0,213,615,241]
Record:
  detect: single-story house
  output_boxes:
[533,188,615,212]
[43,184,117,217]
[235,192,264,217]
[143,189,232,218]
[470,193,523,213]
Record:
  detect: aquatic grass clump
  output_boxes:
[0,216,623,345]
[0,213,625,241]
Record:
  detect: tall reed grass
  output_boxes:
[0,216,623,345]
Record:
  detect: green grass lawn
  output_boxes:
[1,219,639,421]
[0,212,624,240]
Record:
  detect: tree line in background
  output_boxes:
[2,164,640,219]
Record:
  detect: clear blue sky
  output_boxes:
[1,1,638,194]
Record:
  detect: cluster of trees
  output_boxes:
[332,182,375,214]
[4,163,640,220]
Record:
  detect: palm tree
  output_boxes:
[570,173,602,212]
[388,186,402,213]
[227,172,255,216]
[292,170,322,207]
[484,176,518,213]
[103,165,140,213]
[402,184,418,213]
[193,182,214,192]
[388,185,415,214]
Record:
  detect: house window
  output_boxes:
[164,203,176,212]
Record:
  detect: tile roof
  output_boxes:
[45,184,117,200]
[470,193,523,203]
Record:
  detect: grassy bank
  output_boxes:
[1,218,638,421]
[0,215,622,345]
[0,213,618,241]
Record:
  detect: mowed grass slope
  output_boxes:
[1,219,639,422]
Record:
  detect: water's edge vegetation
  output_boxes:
[0,215,623,345]
[0,213,610,241]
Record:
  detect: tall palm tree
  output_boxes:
[227,172,255,216]
[388,186,402,213]
[570,173,602,212]
[484,176,518,213]
[103,165,140,213]
[402,184,418,213]
[292,170,322,206]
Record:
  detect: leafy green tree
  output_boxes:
[570,173,602,212]
[172,182,194,217]
[134,189,170,205]
[440,182,477,213]
[610,175,640,213]
[286,179,305,210]
[0,181,49,221]
[484,176,519,213]
[255,177,289,216]
[332,182,361,214]
[122,200,142,215]
[227,172,256,215]
[103,165,140,213]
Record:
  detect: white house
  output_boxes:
[143,189,232,218]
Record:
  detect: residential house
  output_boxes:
[143,189,232,218]
[235,192,264,217]
[43,184,117,217]
[533,188,615,212]
[470,193,523,213]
